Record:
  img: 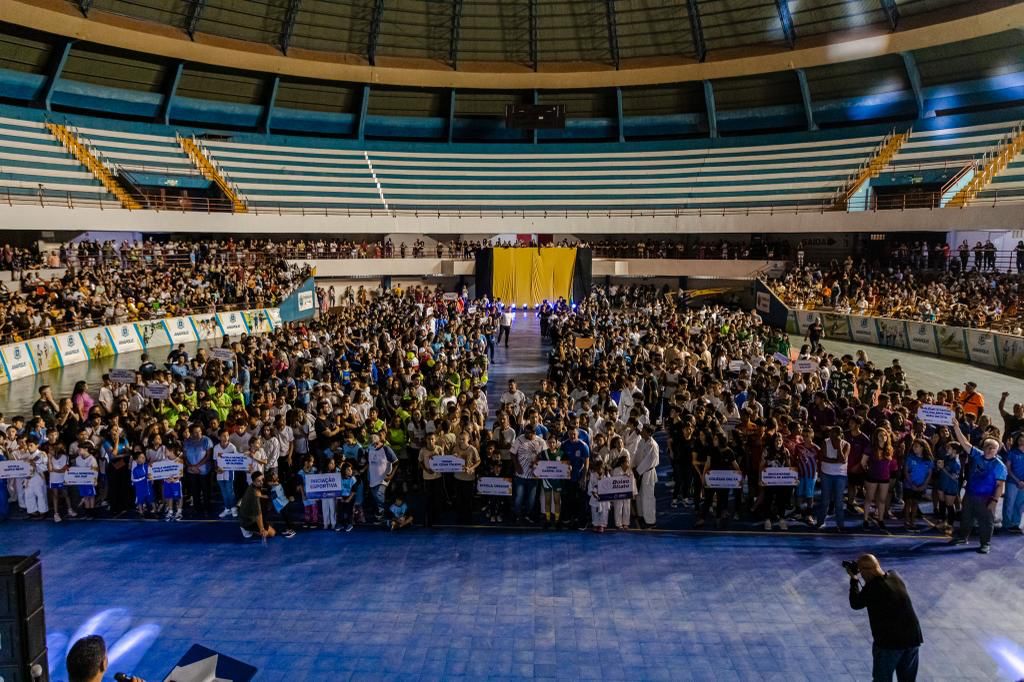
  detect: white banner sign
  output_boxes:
[917,404,954,426]
[109,368,136,384]
[150,460,183,481]
[218,311,248,336]
[209,347,234,362]
[728,360,746,373]
[966,329,999,367]
[304,472,342,499]
[792,359,819,374]
[217,454,252,472]
[0,460,31,479]
[55,332,88,365]
[534,460,571,479]
[66,467,98,486]
[107,323,143,353]
[849,316,878,345]
[145,383,170,400]
[0,342,33,381]
[477,476,513,496]
[597,474,634,500]
[164,316,197,344]
[761,467,799,486]
[704,470,743,489]
[429,455,466,473]
[772,352,790,366]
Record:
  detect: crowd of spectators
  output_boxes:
[0,282,1018,556]
[771,247,1024,331]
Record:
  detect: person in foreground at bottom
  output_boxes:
[239,471,275,540]
[848,554,923,682]
[66,634,145,682]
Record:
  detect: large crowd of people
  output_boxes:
[772,252,1024,331]
[0,282,1019,557]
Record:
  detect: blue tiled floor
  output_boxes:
[5,520,1023,681]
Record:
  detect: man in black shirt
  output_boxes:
[848,554,923,681]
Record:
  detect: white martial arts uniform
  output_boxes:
[611,465,637,528]
[589,472,610,528]
[24,451,49,514]
[633,437,660,525]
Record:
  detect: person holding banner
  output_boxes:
[48,445,77,523]
[537,435,567,529]
[161,448,185,522]
[131,451,154,516]
[452,431,480,524]
[213,430,240,519]
[588,460,611,533]
[74,444,99,516]
[760,433,795,531]
[418,433,443,528]
[700,431,741,530]
[511,425,545,525]
[608,436,636,530]
[22,437,49,518]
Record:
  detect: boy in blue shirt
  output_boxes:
[950,420,1007,553]
[388,495,413,531]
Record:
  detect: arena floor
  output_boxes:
[4,314,1024,681]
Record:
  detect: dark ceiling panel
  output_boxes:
[615,0,694,61]
[288,0,375,55]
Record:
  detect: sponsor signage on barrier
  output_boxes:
[877,318,909,349]
[794,310,818,335]
[1000,335,1024,372]
[0,308,277,388]
[966,329,999,367]
[820,313,852,341]
[534,461,571,479]
[304,473,342,499]
[760,467,799,486]
[935,325,969,360]
[704,470,743,489]
[267,308,282,328]
[917,404,954,425]
[907,322,938,354]
[849,316,878,345]
[0,460,31,478]
[108,323,143,353]
[218,311,248,336]
[80,327,114,359]
[150,461,183,481]
[756,291,771,313]
[598,474,635,500]
[0,343,33,381]
[477,477,513,496]
[165,316,197,344]
[109,368,136,384]
[55,332,88,365]
[429,455,466,473]
[66,467,98,486]
[217,454,252,472]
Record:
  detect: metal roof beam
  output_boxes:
[158,60,183,125]
[901,51,931,118]
[703,79,717,138]
[39,38,72,111]
[367,0,385,66]
[880,0,899,31]
[449,0,463,68]
[684,0,706,62]
[279,0,302,55]
[605,0,619,70]
[774,0,795,48]
[185,0,206,39]
[795,68,816,131]
[260,75,279,134]
[77,0,93,17]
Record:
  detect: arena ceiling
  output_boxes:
[0,0,1020,89]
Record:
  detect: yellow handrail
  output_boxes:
[178,135,247,213]
[947,122,1024,208]
[833,129,910,209]
[44,122,141,210]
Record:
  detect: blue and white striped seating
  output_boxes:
[69,124,198,179]
[887,118,1022,171]
[0,115,112,202]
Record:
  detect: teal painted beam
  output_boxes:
[448,89,456,142]
[532,89,539,144]
[40,39,73,112]
[901,51,931,118]
[261,76,279,134]
[357,85,370,140]
[795,68,816,131]
[616,86,624,142]
[703,80,717,138]
[159,61,183,125]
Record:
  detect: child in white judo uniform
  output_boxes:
[588,460,611,533]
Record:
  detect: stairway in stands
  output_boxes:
[45,122,141,209]
[178,135,247,213]
[831,128,911,210]
[946,121,1024,207]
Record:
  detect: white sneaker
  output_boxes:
[67,509,78,518]
[231,507,238,518]
[778,519,788,531]
[174,511,183,521]
[219,508,231,518]
[764,519,772,531]
[53,513,62,523]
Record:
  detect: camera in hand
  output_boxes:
[842,560,859,575]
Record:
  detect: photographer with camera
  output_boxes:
[847,554,923,681]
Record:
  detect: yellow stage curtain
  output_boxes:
[491,247,576,306]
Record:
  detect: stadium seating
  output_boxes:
[69,123,204,190]
[976,139,1024,204]
[199,129,890,211]
[0,114,113,202]
[885,115,1022,171]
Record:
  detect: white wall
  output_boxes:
[2,204,1022,235]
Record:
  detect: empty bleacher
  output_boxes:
[200,131,887,211]
[0,114,113,203]
[885,115,1022,172]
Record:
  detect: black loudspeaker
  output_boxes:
[505,104,566,129]
[0,554,48,682]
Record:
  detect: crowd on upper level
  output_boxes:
[771,241,1024,332]
[0,283,1018,557]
